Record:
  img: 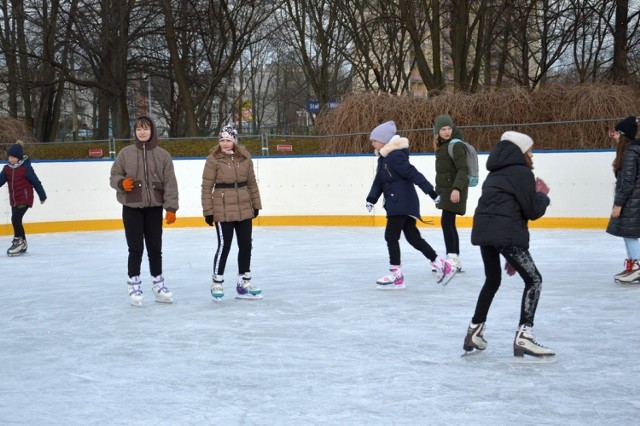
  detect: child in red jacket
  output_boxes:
[0,141,47,256]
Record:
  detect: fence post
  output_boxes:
[109,137,116,159]
[261,133,269,156]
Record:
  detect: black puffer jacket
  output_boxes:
[606,141,640,238]
[471,140,550,249]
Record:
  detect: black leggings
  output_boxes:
[122,206,163,278]
[471,246,542,327]
[213,219,253,276]
[441,209,459,255]
[385,215,437,266]
[11,205,28,239]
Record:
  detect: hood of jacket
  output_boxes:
[210,143,252,160]
[486,140,528,171]
[134,115,159,150]
[378,137,410,157]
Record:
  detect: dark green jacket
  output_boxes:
[434,139,469,215]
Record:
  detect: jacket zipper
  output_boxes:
[142,144,152,205]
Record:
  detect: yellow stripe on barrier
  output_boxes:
[0,215,608,235]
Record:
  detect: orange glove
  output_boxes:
[121,177,134,192]
[165,211,176,225]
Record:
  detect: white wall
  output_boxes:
[0,150,616,225]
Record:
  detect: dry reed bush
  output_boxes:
[317,84,640,153]
[0,117,35,156]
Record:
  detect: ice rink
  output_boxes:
[0,225,638,425]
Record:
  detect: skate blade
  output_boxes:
[461,349,485,358]
[376,285,406,290]
[511,355,557,364]
[130,301,143,307]
[154,297,173,304]
[235,294,263,300]
[7,252,25,257]
[212,297,223,302]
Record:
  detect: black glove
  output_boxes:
[205,215,214,226]
[254,209,259,218]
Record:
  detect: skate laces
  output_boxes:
[153,276,170,293]
[518,326,546,346]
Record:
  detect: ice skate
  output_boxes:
[236,273,263,300]
[7,237,26,256]
[211,275,224,301]
[432,257,457,285]
[151,275,173,303]
[463,322,487,353]
[447,254,463,273]
[127,276,143,306]
[376,265,405,290]
[513,325,555,358]
[616,260,640,283]
[614,259,633,281]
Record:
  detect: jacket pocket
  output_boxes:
[125,181,143,203]
[151,181,164,203]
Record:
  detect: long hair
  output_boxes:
[524,151,534,170]
[613,135,631,173]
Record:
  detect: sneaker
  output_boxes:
[376,265,405,289]
[211,275,224,301]
[432,257,457,285]
[151,275,173,303]
[127,276,143,306]
[447,254,462,273]
[7,237,25,256]
[513,325,555,357]
[616,260,640,283]
[236,273,263,299]
[614,259,633,281]
[463,322,487,352]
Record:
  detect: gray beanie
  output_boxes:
[501,131,534,153]
[370,121,397,144]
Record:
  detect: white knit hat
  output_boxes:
[370,121,397,144]
[501,131,533,153]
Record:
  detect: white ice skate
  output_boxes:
[376,265,406,290]
[236,274,263,300]
[432,257,457,285]
[127,276,143,306]
[447,253,463,273]
[151,275,173,303]
[513,325,555,358]
[211,275,224,302]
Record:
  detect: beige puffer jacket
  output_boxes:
[109,117,179,212]
[201,144,262,222]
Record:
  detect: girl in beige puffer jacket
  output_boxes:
[201,125,262,301]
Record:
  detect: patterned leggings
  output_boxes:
[471,246,542,327]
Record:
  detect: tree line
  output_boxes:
[0,0,638,142]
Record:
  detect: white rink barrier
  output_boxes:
[0,150,616,233]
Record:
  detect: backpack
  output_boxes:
[447,138,479,187]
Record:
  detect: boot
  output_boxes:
[211,275,224,301]
[447,253,462,272]
[236,273,263,299]
[614,258,633,281]
[376,265,405,289]
[463,322,487,352]
[127,276,143,306]
[432,257,457,285]
[7,237,25,256]
[513,325,555,357]
[616,260,640,283]
[151,275,173,303]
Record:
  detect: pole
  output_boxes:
[147,75,152,116]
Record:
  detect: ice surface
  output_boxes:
[0,226,638,425]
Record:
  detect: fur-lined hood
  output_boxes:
[378,137,410,157]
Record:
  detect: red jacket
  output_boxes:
[0,157,47,207]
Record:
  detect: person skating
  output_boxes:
[201,125,263,301]
[110,116,179,306]
[366,120,456,289]
[606,116,640,283]
[463,131,554,358]
[0,141,47,256]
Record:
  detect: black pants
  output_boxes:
[213,219,253,276]
[385,215,437,266]
[441,209,459,255]
[11,205,28,239]
[471,246,542,327]
[122,206,163,278]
